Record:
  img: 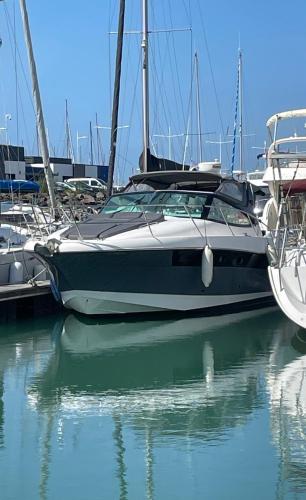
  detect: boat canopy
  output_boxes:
[126,171,254,210]
[130,170,222,185]
[266,109,306,130]
[127,170,222,194]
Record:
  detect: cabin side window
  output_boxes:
[207,197,251,226]
[216,180,245,202]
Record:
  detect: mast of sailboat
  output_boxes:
[19,0,56,215]
[95,112,102,165]
[65,99,75,160]
[238,47,243,172]
[230,48,241,175]
[194,52,203,163]
[107,0,126,197]
[142,0,149,172]
[89,121,93,165]
[65,99,69,158]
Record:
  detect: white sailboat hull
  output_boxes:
[268,258,306,328]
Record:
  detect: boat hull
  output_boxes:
[268,258,306,328]
[37,247,273,315]
[61,289,273,315]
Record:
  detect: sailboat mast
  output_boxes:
[107,0,125,197]
[95,113,100,165]
[89,121,93,165]
[64,99,74,162]
[142,0,149,172]
[65,99,69,159]
[238,48,243,172]
[230,48,240,175]
[19,0,56,214]
[195,52,203,163]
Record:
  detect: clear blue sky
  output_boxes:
[0,0,305,182]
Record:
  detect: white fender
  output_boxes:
[202,245,213,287]
[9,261,24,284]
[262,197,278,231]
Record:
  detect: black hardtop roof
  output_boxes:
[126,170,254,210]
[130,170,222,185]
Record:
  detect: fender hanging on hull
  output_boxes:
[201,245,213,288]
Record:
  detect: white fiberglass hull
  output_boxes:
[30,214,272,316]
[269,257,306,329]
[61,290,273,315]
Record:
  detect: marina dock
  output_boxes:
[0,280,60,321]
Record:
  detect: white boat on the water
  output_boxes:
[24,169,273,315]
[264,109,306,328]
[0,202,66,286]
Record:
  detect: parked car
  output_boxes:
[67,180,97,195]
[67,178,107,191]
[55,181,76,193]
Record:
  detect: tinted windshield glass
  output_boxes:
[102,191,207,218]
[102,190,251,225]
[150,192,207,218]
[102,192,155,213]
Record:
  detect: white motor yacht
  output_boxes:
[25,169,273,315]
[264,109,306,328]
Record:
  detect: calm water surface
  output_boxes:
[0,307,305,499]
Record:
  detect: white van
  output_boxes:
[67,178,107,191]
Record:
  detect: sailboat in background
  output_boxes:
[229,47,270,221]
[230,47,244,178]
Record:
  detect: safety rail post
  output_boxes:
[67,203,83,241]
[30,205,45,240]
[140,204,155,239]
[218,207,235,236]
[183,203,207,245]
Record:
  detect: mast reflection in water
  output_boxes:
[0,308,305,499]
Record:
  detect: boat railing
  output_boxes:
[5,203,83,241]
[103,202,255,240]
[270,224,306,267]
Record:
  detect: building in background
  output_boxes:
[25,155,109,183]
[0,144,109,183]
[0,145,26,180]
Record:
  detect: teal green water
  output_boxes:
[0,307,305,499]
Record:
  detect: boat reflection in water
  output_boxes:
[25,308,298,498]
[267,327,306,495]
[31,308,283,431]
[1,309,306,498]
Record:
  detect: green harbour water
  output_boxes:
[0,307,305,499]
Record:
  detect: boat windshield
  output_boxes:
[102,191,251,226]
